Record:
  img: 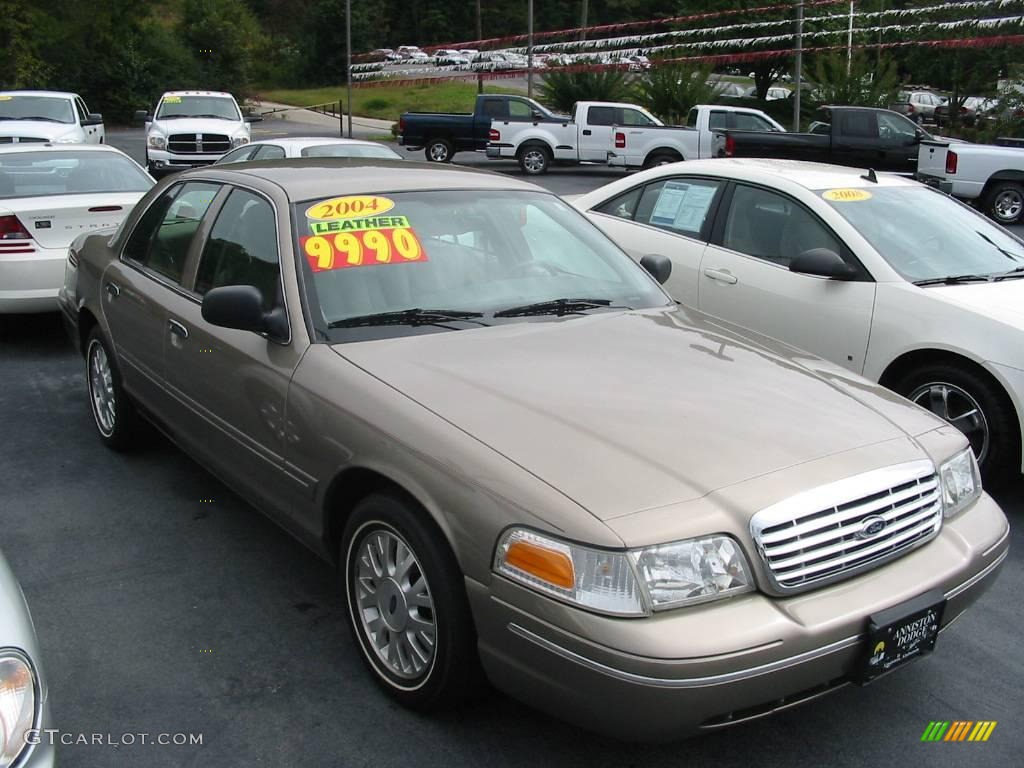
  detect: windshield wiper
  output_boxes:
[189,114,234,120]
[328,308,485,329]
[993,266,1024,281]
[976,230,1024,262]
[11,116,65,122]
[912,274,992,286]
[493,297,626,317]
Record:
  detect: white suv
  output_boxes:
[135,90,259,176]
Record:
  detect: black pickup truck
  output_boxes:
[718,106,931,173]
[398,93,554,163]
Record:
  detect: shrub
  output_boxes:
[634,63,717,124]
[538,68,633,114]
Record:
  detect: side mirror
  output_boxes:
[789,248,856,280]
[85,112,103,124]
[531,110,544,120]
[244,114,263,123]
[133,110,151,123]
[640,253,672,284]
[201,285,287,338]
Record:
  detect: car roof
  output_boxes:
[161,90,234,98]
[0,143,131,157]
[676,158,919,190]
[198,158,547,201]
[0,90,77,99]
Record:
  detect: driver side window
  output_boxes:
[508,100,532,120]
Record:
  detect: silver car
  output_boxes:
[0,550,55,767]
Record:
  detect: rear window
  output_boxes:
[0,150,153,199]
[300,144,403,159]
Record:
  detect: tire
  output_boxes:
[340,492,482,711]
[517,144,550,175]
[85,327,143,451]
[895,361,1020,485]
[424,138,454,163]
[984,181,1024,225]
[644,151,680,169]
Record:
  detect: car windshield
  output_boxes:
[0,150,153,199]
[300,144,403,160]
[294,189,669,340]
[0,95,75,124]
[821,186,1024,281]
[156,96,239,120]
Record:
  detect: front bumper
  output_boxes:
[146,148,224,171]
[0,243,67,313]
[469,492,1008,741]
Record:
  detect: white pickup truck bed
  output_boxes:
[917,138,1024,225]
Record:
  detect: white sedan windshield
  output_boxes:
[821,186,1024,281]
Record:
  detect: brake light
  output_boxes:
[945,150,958,175]
[399,116,406,134]
[489,128,500,142]
[725,134,736,157]
[907,103,915,114]
[0,215,32,240]
[615,131,626,149]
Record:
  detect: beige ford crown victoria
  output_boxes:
[58,160,1009,740]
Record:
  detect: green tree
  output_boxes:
[635,62,716,123]
[179,0,266,95]
[538,67,633,113]
[812,52,898,109]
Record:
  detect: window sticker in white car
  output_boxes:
[163,96,182,104]
[650,181,717,232]
[301,195,428,272]
[822,188,873,202]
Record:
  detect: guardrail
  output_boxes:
[255,100,346,136]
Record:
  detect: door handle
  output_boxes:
[582,129,592,136]
[104,282,120,298]
[167,319,189,339]
[703,268,738,285]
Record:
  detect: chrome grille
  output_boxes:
[750,460,942,593]
[167,133,230,154]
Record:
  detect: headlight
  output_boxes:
[939,448,981,518]
[148,134,166,149]
[230,135,249,148]
[494,528,753,616]
[0,650,36,768]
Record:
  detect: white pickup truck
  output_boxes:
[0,90,105,145]
[486,101,783,174]
[917,138,1024,225]
[609,104,785,169]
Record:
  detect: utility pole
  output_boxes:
[793,0,804,132]
[580,0,589,41]
[527,0,534,100]
[847,1,854,75]
[476,0,483,94]
[346,0,353,138]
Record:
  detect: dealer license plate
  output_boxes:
[857,588,946,685]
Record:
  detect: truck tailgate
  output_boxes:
[917,140,950,182]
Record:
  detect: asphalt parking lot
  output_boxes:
[1,117,1022,766]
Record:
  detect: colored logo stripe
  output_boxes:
[921,721,996,742]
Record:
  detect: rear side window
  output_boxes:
[195,189,281,311]
[481,99,508,119]
[594,187,643,220]
[123,181,219,284]
[839,111,879,139]
[508,100,532,119]
[685,108,698,128]
[635,179,721,238]
[708,111,728,131]
[734,114,775,132]
[587,106,616,126]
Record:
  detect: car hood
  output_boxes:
[924,280,1024,326]
[0,121,76,140]
[150,118,246,136]
[334,308,935,520]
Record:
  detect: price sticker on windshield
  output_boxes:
[306,195,395,221]
[0,96,12,101]
[301,227,428,272]
[822,188,872,202]
[162,96,182,104]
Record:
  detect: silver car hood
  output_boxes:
[335,308,939,520]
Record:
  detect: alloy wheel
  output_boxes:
[352,527,436,681]
[993,189,1023,223]
[909,381,990,465]
[428,143,449,162]
[522,149,546,173]
[88,340,117,437]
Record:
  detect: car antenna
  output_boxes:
[861,168,878,183]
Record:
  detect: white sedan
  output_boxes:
[0,144,153,313]
[574,158,1024,480]
[215,137,403,164]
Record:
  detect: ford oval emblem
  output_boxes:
[857,515,887,539]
